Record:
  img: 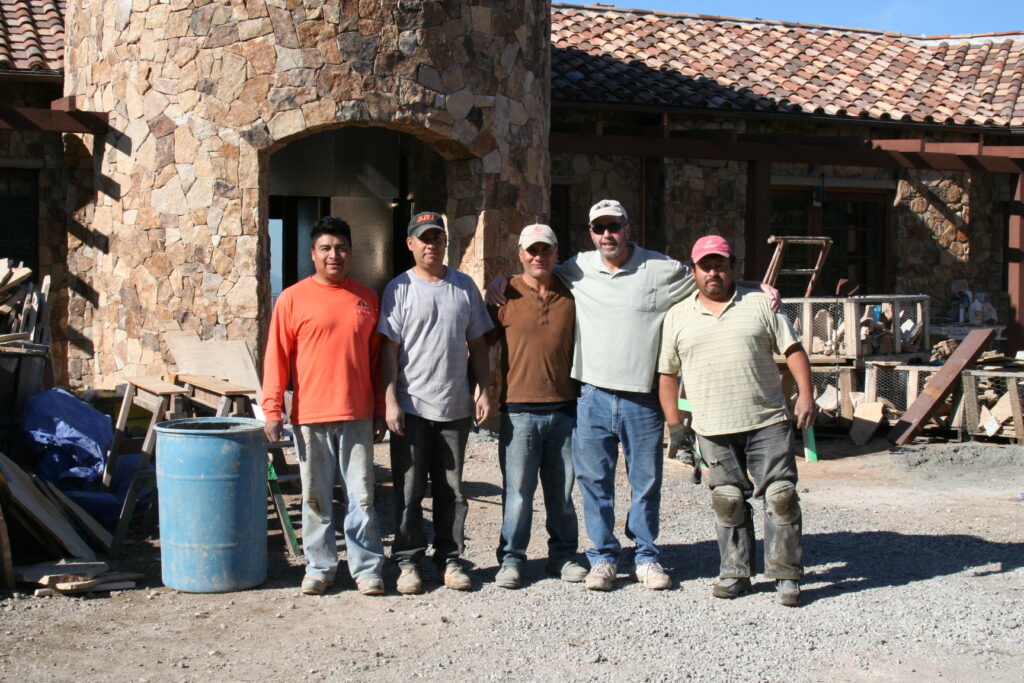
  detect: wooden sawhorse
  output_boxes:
[171,374,302,557]
[107,377,190,555]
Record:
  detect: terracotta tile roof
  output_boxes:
[552,5,1024,128]
[0,0,64,72]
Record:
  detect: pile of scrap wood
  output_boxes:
[0,259,54,420]
[857,303,924,356]
[12,559,142,597]
[0,451,116,591]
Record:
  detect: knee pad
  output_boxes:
[764,481,801,525]
[711,485,746,527]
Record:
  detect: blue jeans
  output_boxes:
[497,410,579,566]
[572,384,664,566]
[295,420,385,581]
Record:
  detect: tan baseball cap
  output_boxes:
[518,224,558,249]
[588,199,628,224]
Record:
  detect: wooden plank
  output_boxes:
[0,452,95,560]
[0,499,15,589]
[177,373,256,396]
[888,328,995,445]
[129,376,189,396]
[0,267,31,295]
[850,402,886,445]
[43,481,113,552]
[164,331,262,401]
[1007,378,1024,446]
[54,572,143,592]
[0,332,31,344]
[13,559,109,584]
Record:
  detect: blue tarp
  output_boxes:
[21,388,148,530]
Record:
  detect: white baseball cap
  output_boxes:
[518,224,558,249]
[588,199,628,224]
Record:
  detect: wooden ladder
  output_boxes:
[763,235,833,297]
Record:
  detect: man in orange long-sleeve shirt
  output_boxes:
[261,216,387,597]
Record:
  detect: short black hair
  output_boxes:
[310,216,351,245]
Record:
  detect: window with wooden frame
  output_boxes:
[770,188,890,297]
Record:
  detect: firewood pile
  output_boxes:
[0,259,54,423]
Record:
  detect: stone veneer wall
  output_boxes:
[893,170,1008,317]
[62,0,550,388]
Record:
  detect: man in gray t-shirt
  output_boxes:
[378,211,494,595]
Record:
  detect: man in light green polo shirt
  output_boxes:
[657,234,815,607]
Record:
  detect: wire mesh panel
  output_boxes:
[804,365,858,424]
[782,295,930,362]
[962,370,1024,441]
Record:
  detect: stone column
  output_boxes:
[62,0,550,388]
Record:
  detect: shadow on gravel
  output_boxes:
[800,530,1024,604]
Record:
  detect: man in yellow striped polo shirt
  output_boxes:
[657,235,816,607]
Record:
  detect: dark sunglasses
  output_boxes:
[590,222,624,234]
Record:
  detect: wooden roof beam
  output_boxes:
[0,106,108,135]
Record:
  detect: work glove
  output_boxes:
[668,423,702,484]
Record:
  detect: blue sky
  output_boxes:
[595,1,1023,36]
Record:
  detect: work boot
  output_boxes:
[712,577,753,599]
[495,564,522,589]
[301,576,331,596]
[396,567,423,595]
[546,559,589,583]
[634,562,672,590]
[356,575,384,596]
[444,563,472,591]
[776,579,801,607]
[584,562,617,591]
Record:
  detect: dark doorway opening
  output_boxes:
[267,127,446,302]
[0,169,39,275]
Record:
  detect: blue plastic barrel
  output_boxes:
[154,417,267,592]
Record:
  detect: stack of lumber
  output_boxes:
[12,559,142,596]
[0,451,115,589]
[0,259,54,421]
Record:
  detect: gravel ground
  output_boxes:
[1,434,1022,682]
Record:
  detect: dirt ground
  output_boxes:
[1,431,1022,682]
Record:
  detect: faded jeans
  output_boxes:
[572,384,664,566]
[295,420,385,581]
[497,409,579,566]
[390,414,471,568]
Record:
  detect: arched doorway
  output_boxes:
[267,126,447,302]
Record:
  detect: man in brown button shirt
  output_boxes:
[487,224,587,589]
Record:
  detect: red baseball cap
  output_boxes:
[691,235,733,263]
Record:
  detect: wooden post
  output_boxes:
[1007,173,1024,352]
[745,160,771,280]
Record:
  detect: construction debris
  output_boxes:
[14,559,141,595]
[0,260,54,434]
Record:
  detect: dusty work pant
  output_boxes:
[295,420,385,581]
[496,409,579,566]
[695,420,803,580]
[390,414,471,568]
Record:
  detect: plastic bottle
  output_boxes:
[969,296,984,325]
